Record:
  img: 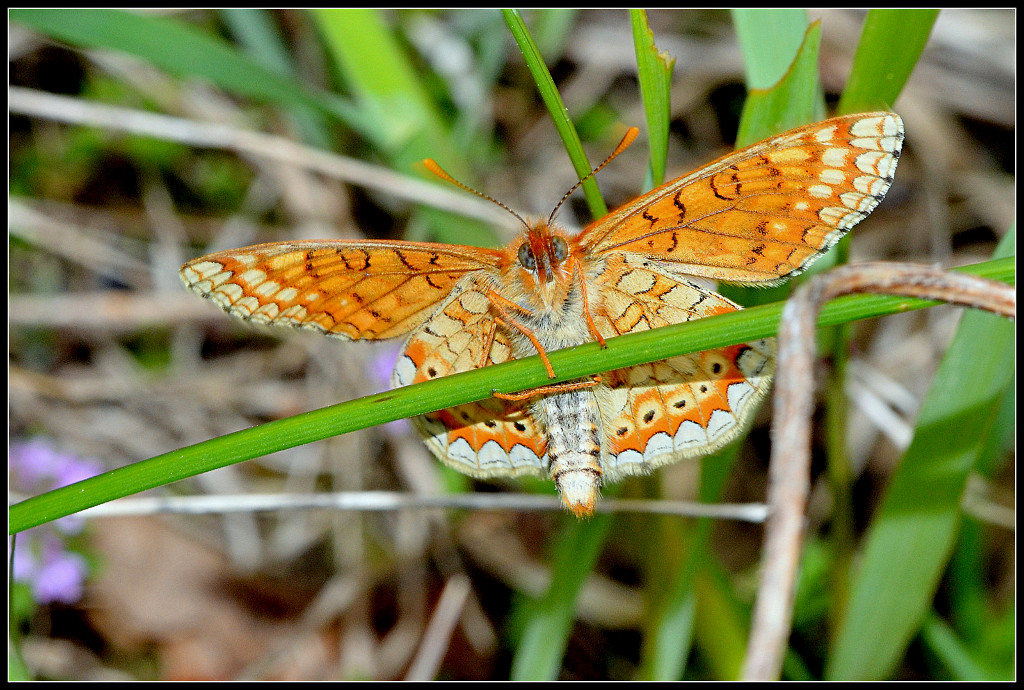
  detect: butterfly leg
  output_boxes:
[477,317,498,370]
[486,291,556,378]
[573,257,606,347]
[494,375,603,402]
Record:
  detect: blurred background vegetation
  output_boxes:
[9,8,1014,680]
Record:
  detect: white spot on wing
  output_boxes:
[819,168,846,185]
[392,355,417,387]
[478,440,509,468]
[446,437,476,465]
[727,381,754,413]
[705,409,736,441]
[643,431,673,460]
[674,420,706,447]
[510,443,545,470]
[808,184,833,199]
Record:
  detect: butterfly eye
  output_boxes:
[518,243,537,270]
[551,237,568,262]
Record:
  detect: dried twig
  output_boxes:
[742,262,1015,681]
[49,490,770,523]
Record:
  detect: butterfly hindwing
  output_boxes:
[590,253,774,480]
[392,276,550,480]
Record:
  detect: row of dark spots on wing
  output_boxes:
[711,164,742,201]
[613,384,699,439]
[635,192,689,254]
[451,406,528,434]
[611,346,729,440]
[337,247,370,272]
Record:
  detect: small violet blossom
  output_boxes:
[10,439,102,605]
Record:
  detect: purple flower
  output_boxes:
[371,344,412,436]
[10,439,101,605]
[12,532,88,605]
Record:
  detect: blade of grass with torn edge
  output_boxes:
[630,9,674,189]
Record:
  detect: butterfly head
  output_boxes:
[509,222,576,310]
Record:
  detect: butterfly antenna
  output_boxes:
[422,159,530,231]
[547,126,640,225]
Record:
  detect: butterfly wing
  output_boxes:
[591,254,774,481]
[577,112,903,284]
[392,275,549,479]
[180,240,502,340]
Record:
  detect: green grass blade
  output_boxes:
[826,229,1016,680]
[731,8,809,90]
[502,8,606,219]
[310,8,497,248]
[509,514,614,680]
[838,9,939,114]
[219,8,333,149]
[638,445,740,679]
[311,9,446,160]
[9,8,363,130]
[630,9,675,189]
[735,19,824,149]
[8,257,1013,534]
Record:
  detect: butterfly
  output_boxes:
[180,112,903,517]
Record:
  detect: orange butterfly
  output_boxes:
[181,112,903,517]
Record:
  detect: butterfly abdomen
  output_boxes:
[539,388,604,517]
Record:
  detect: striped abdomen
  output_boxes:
[542,387,604,517]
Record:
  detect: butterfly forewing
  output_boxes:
[577,112,903,284]
[180,240,501,340]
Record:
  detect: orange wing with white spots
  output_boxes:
[577,112,903,283]
[589,254,773,481]
[390,275,549,479]
[180,240,502,340]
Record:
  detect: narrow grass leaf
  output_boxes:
[630,9,674,188]
[838,9,939,115]
[731,9,809,90]
[510,514,613,680]
[9,8,364,131]
[826,229,1016,680]
[502,8,606,219]
[735,20,824,149]
[310,8,496,247]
